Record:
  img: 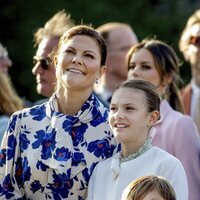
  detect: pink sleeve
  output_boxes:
[173,115,200,200]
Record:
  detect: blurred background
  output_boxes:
[0,0,200,102]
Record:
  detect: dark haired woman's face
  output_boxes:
[143,190,165,200]
[127,48,165,96]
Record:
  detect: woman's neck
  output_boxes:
[56,87,92,115]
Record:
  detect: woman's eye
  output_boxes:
[128,64,135,70]
[142,65,151,70]
[65,49,74,54]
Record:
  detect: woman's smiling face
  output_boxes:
[56,35,105,91]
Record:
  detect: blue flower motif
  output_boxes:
[72,152,85,167]
[30,180,42,193]
[91,109,108,127]
[15,157,31,187]
[0,174,15,199]
[41,129,56,160]
[47,170,73,199]
[20,132,30,153]
[29,105,46,121]
[82,168,90,183]
[7,135,16,160]
[7,114,18,133]
[36,161,48,171]
[87,138,115,158]
[62,116,78,132]
[0,149,6,167]
[32,130,46,149]
[54,147,71,162]
[70,125,88,147]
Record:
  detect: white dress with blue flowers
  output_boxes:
[0,93,117,200]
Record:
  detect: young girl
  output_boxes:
[87,79,188,200]
[127,38,200,200]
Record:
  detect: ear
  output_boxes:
[148,111,160,127]
[162,72,173,86]
[99,65,107,78]
[53,55,58,67]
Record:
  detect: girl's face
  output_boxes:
[56,35,105,91]
[127,48,166,95]
[109,87,158,149]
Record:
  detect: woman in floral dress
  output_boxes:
[0,25,117,200]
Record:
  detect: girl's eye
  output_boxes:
[110,107,117,111]
[84,54,94,59]
[126,106,134,110]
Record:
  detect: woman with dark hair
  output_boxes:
[127,38,200,200]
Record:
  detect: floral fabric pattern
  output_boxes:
[0,93,117,200]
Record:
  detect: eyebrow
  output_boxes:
[66,46,97,56]
[130,61,151,64]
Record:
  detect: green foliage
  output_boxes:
[0,0,199,102]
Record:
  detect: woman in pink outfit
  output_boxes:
[127,38,200,200]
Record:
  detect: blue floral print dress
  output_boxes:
[0,93,117,200]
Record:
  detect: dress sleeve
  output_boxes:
[0,113,25,199]
[172,115,200,200]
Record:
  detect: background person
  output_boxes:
[0,25,117,199]
[0,42,12,74]
[87,80,188,200]
[121,175,176,200]
[94,22,138,104]
[179,9,200,133]
[32,10,74,102]
[127,38,200,200]
[0,73,24,143]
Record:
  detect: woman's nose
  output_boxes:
[72,54,82,65]
[128,66,140,79]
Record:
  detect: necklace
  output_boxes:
[120,138,152,163]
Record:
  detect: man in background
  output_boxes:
[94,22,138,104]
[179,9,200,133]
[32,10,74,103]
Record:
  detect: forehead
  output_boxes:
[61,35,101,52]
[37,37,59,56]
[130,48,154,62]
[190,24,200,37]
[112,87,146,103]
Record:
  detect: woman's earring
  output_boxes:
[95,79,99,84]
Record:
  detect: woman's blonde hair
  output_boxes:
[0,73,24,116]
[122,175,176,200]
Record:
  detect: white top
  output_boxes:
[87,146,188,200]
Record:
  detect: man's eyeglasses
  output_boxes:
[189,36,200,47]
[33,56,51,70]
